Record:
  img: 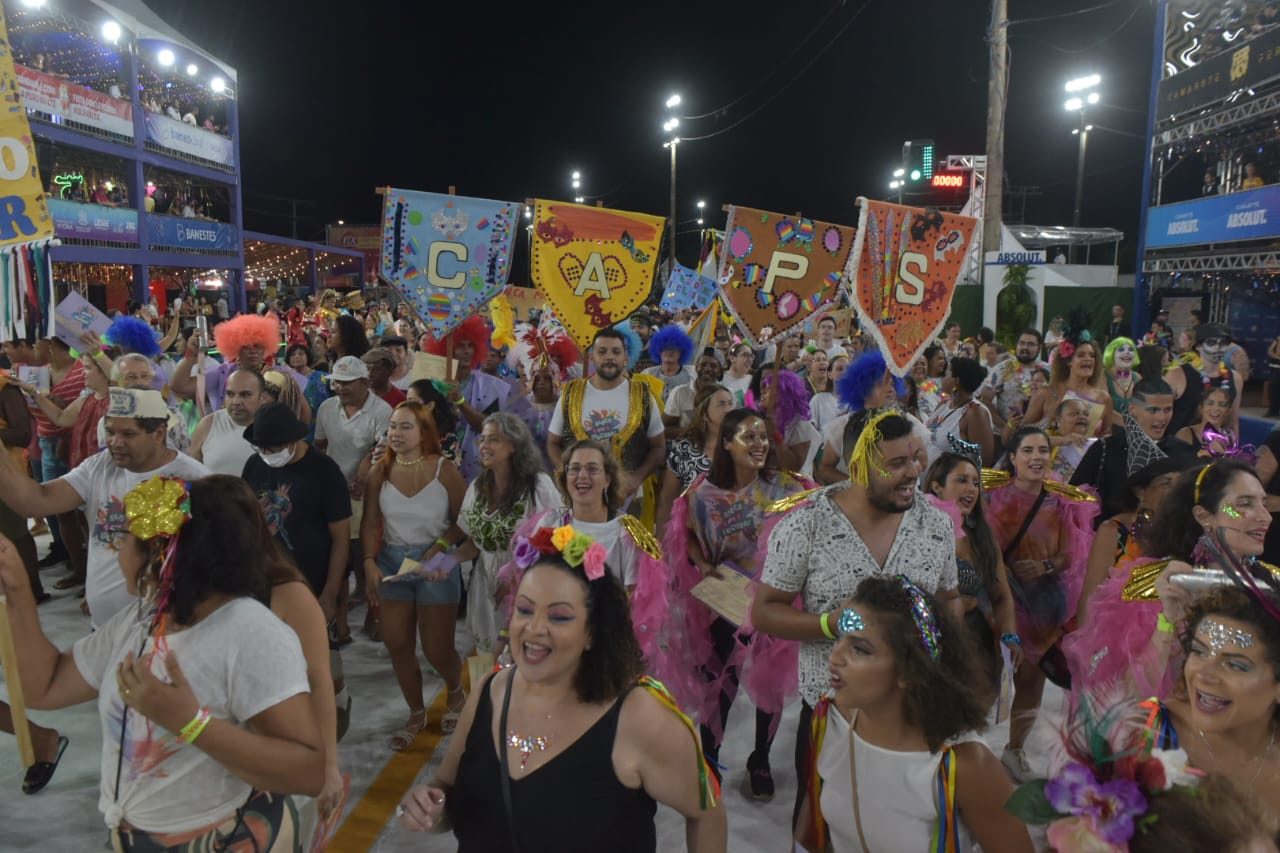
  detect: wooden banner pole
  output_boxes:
[0,593,35,768]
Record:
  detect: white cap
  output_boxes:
[330,355,369,382]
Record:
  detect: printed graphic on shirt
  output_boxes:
[92,495,127,550]
[258,484,294,549]
[108,694,179,782]
[584,408,623,442]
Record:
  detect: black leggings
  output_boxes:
[699,617,778,764]
[793,699,814,827]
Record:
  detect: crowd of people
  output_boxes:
[0,289,1279,852]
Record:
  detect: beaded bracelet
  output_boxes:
[180,707,213,745]
[1000,632,1022,646]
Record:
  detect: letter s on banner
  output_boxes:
[895,252,927,305]
[763,251,809,295]
[0,137,30,181]
[427,241,468,289]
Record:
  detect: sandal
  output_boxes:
[387,710,427,751]
[442,687,467,735]
[53,575,84,590]
[23,735,68,795]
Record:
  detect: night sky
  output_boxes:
[146,0,1156,271]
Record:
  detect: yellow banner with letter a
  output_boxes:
[529,200,665,349]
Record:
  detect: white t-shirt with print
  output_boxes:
[547,380,664,446]
[63,451,211,625]
[73,598,309,833]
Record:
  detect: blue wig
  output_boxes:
[837,349,905,412]
[103,316,161,358]
[647,324,694,367]
[609,321,643,370]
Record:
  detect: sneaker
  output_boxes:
[743,752,774,801]
[38,552,67,570]
[1001,747,1033,783]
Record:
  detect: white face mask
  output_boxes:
[258,445,294,468]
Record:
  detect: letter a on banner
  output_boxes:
[380,188,523,339]
[845,197,977,375]
[528,200,665,348]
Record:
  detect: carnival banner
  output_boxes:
[380,189,522,339]
[15,65,134,138]
[0,12,52,253]
[846,197,977,375]
[146,216,236,252]
[716,205,851,347]
[528,200,665,348]
[49,198,138,244]
[659,262,717,313]
[144,113,234,166]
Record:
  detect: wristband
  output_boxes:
[180,706,212,744]
[820,612,837,640]
[1001,632,1022,646]
[451,396,465,406]
[1156,612,1176,634]
[498,629,509,639]
[435,537,451,552]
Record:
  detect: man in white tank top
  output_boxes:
[190,368,266,476]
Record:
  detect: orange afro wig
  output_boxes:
[214,314,281,361]
[423,314,490,369]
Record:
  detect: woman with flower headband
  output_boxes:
[1023,318,1113,440]
[496,439,667,666]
[452,413,560,655]
[0,475,323,850]
[396,526,728,851]
[797,576,1031,853]
[984,425,1100,782]
[361,399,469,746]
[923,451,1022,698]
[661,407,815,800]
[1007,691,1279,853]
[1174,379,1236,453]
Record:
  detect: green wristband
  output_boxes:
[820,611,837,640]
[1156,612,1176,634]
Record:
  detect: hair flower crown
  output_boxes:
[513,524,609,581]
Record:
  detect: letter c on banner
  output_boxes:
[895,252,927,305]
[427,241,468,289]
[0,138,29,182]
[763,251,809,295]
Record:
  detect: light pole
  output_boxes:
[663,93,681,271]
[1064,74,1101,231]
[890,168,905,204]
[696,199,705,227]
[571,170,584,204]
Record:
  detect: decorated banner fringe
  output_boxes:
[0,240,55,343]
[845,197,976,376]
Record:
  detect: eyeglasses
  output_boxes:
[566,464,604,478]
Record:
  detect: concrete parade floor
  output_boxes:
[0,547,1064,852]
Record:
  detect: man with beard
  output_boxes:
[630,309,656,373]
[1165,323,1244,435]
[547,327,665,502]
[980,328,1048,433]
[663,348,725,434]
[189,368,267,475]
[0,388,208,625]
[752,410,960,824]
[1070,378,1197,520]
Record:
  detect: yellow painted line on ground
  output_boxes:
[330,668,472,853]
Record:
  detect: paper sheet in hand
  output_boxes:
[383,557,422,583]
[995,644,1014,724]
[689,561,753,627]
[53,291,111,353]
[17,365,49,394]
[410,353,458,384]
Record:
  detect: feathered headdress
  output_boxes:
[1055,307,1094,363]
[836,350,905,413]
[489,293,517,352]
[648,325,694,367]
[103,316,161,358]
[507,311,580,381]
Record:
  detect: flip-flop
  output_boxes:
[53,576,84,590]
[23,735,68,795]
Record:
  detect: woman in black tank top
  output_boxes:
[395,529,728,852]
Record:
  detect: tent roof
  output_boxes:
[1006,224,1124,248]
[89,0,236,81]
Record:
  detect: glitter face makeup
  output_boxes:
[837,608,864,635]
[1222,504,1243,520]
[1200,618,1255,652]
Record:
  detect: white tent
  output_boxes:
[90,0,236,82]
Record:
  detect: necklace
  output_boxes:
[507,719,552,772]
[395,454,425,466]
[1198,723,1275,785]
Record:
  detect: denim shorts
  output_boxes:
[376,541,461,606]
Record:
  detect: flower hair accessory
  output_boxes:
[896,576,942,660]
[1055,307,1094,366]
[512,525,609,581]
[1198,425,1257,466]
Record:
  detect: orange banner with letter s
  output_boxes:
[846,198,975,375]
[529,200,665,348]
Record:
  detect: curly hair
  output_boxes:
[104,316,161,358]
[213,314,281,361]
[477,412,548,514]
[760,369,810,433]
[1143,460,1256,561]
[707,408,778,489]
[647,325,694,366]
[1181,585,1280,684]
[923,454,999,593]
[285,343,311,368]
[948,356,988,394]
[516,556,644,703]
[423,314,488,369]
[852,576,990,750]
[1135,773,1279,852]
[1102,337,1140,370]
[136,476,272,627]
[332,315,369,359]
[556,439,621,513]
